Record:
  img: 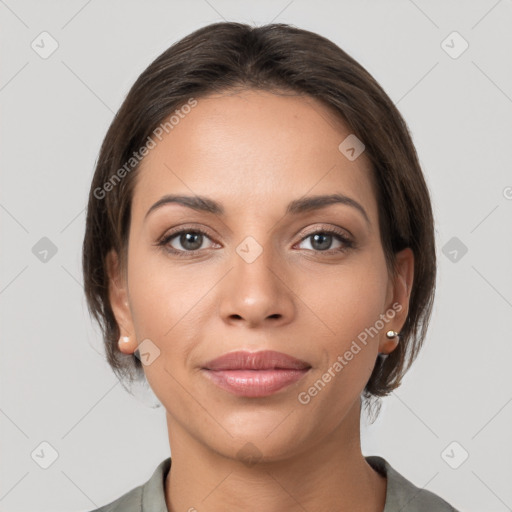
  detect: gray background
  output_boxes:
[1,1,511,511]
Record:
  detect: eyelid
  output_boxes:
[158,223,216,241]
[297,223,352,240]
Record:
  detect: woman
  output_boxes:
[83,21,459,512]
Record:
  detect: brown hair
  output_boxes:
[82,21,436,413]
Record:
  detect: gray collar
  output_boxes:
[97,455,457,511]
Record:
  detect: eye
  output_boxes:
[156,226,354,258]
[296,228,354,254]
[157,228,217,256]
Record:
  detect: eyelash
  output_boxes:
[156,225,355,258]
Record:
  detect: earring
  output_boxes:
[119,335,131,346]
[380,330,400,359]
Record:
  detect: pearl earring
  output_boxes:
[386,330,400,339]
[119,336,131,345]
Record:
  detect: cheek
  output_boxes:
[296,254,390,400]
[298,258,389,344]
[126,246,217,385]
[127,244,199,334]
[294,265,388,423]
[126,252,201,409]
[126,248,190,360]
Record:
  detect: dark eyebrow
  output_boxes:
[145,193,370,226]
[145,195,223,221]
[286,194,370,226]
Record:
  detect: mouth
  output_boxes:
[201,350,311,397]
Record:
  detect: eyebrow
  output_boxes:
[144,193,370,226]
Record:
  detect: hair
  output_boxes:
[82,21,436,417]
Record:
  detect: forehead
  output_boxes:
[132,89,377,224]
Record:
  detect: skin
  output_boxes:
[107,89,414,512]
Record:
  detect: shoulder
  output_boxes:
[365,455,460,512]
[86,484,142,512]
[85,457,172,512]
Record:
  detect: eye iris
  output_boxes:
[180,232,203,250]
[311,233,332,251]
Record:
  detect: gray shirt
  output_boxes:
[88,455,459,511]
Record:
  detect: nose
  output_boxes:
[218,241,296,329]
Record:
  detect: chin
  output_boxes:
[209,413,312,461]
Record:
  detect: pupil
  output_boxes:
[312,233,331,251]
[181,232,202,250]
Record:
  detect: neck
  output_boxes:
[164,400,386,512]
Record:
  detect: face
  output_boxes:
[107,89,413,463]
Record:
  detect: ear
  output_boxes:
[106,249,137,355]
[379,247,414,355]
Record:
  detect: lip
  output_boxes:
[203,350,311,371]
[201,350,311,398]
